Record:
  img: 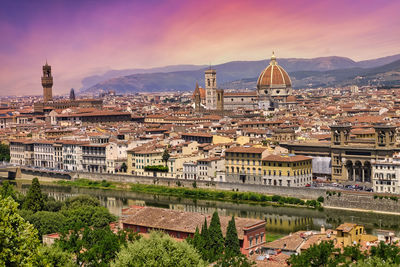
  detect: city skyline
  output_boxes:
[1,0,400,96]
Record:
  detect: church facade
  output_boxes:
[193,53,293,112]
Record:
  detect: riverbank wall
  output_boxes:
[72,172,326,200]
[325,192,400,214]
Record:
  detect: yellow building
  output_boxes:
[225,146,269,183]
[261,155,313,187]
[127,148,163,175]
[335,223,377,247]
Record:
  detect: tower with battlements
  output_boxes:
[41,62,53,102]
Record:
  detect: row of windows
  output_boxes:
[227,166,311,176]
[374,173,396,179]
[249,232,264,247]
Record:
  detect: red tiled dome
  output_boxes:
[257,54,292,89]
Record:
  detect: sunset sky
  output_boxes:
[1,0,400,96]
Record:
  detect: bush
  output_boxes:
[317,196,324,203]
[272,195,281,202]
[192,181,197,188]
[144,165,169,172]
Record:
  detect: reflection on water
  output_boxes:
[12,181,400,235]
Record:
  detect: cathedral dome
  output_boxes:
[257,53,292,90]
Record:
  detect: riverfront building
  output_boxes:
[121,206,266,256]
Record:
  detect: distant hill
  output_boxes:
[225,59,400,89]
[82,54,400,93]
[81,64,207,90]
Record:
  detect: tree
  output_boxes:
[80,226,122,266]
[0,180,16,199]
[36,245,75,267]
[0,143,10,162]
[224,216,241,258]
[351,256,398,267]
[207,211,225,262]
[61,204,116,229]
[162,148,170,167]
[23,211,67,240]
[343,244,366,263]
[64,195,100,209]
[289,241,341,267]
[215,253,254,267]
[200,217,209,261]
[120,162,127,173]
[0,197,40,266]
[23,178,45,212]
[111,231,206,267]
[370,241,400,264]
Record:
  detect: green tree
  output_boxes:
[0,180,16,199]
[289,241,341,267]
[24,211,67,240]
[80,226,122,266]
[191,226,201,252]
[224,216,241,258]
[351,256,398,267]
[61,204,116,229]
[370,241,400,264]
[0,143,10,162]
[200,217,209,261]
[64,194,100,209]
[120,162,127,172]
[162,148,170,167]
[343,244,366,264]
[111,231,206,267]
[208,211,225,262]
[0,197,40,266]
[23,177,45,212]
[36,245,75,267]
[215,253,254,267]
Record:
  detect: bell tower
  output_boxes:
[42,62,53,102]
[205,68,217,109]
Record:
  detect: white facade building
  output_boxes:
[372,157,400,194]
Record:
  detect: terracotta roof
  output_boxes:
[121,206,265,240]
[262,155,312,162]
[225,146,267,154]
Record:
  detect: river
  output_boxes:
[10,180,400,236]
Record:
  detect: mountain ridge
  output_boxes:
[82,54,400,93]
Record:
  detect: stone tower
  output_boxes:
[70,88,76,101]
[41,62,53,102]
[216,89,224,111]
[194,82,202,113]
[205,68,217,110]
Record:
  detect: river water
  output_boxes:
[11,181,400,235]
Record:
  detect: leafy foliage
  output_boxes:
[111,231,206,267]
[289,241,341,267]
[225,216,241,258]
[351,256,398,267]
[144,165,169,172]
[23,211,67,240]
[23,178,45,212]
[208,211,225,262]
[0,180,16,199]
[36,245,75,267]
[162,148,170,166]
[58,224,124,266]
[369,241,400,264]
[0,143,10,162]
[0,197,40,266]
